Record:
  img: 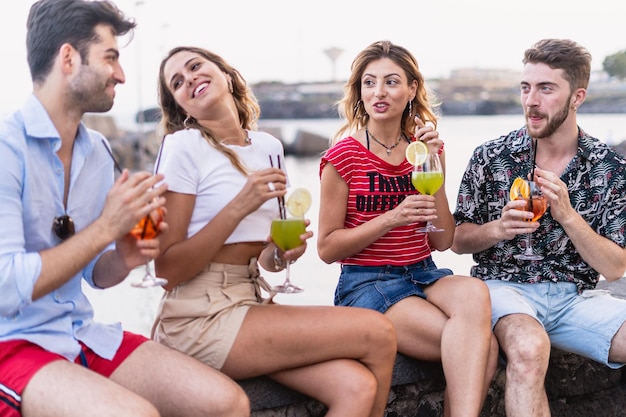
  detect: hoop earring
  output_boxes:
[408,100,413,116]
[184,114,193,129]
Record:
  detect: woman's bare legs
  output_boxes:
[385,276,497,417]
[270,358,378,417]
[222,305,397,417]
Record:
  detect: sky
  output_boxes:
[4,0,626,120]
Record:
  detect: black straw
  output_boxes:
[269,155,286,219]
[101,137,167,175]
[530,139,538,179]
[528,139,538,215]
[277,155,287,219]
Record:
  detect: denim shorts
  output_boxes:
[486,280,626,369]
[334,257,453,314]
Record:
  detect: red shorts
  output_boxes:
[0,332,147,417]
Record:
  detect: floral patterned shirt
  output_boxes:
[454,126,626,292]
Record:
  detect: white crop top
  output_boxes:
[157,128,287,244]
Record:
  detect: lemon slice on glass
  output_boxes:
[286,187,312,217]
[405,140,429,166]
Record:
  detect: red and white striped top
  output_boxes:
[320,137,432,266]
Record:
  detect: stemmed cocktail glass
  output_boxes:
[267,153,311,294]
[129,207,168,287]
[270,186,311,293]
[512,180,547,261]
[411,152,445,233]
[270,215,307,293]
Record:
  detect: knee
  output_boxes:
[467,279,492,307]
[337,371,378,407]
[121,397,161,417]
[504,333,550,379]
[366,312,397,357]
[452,280,492,321]
[212,384,250,417]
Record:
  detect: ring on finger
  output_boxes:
[268,182,276,192]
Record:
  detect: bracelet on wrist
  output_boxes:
[273,246,286,270]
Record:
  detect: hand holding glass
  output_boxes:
[129,206,168,287]
[411,152,445,232]
[512,180,547,261]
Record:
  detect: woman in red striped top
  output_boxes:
[318,40,498,417]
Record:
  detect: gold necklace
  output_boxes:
[366,128,402,156]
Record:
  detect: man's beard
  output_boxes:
[526,101,570,139]
[68,65,116,113]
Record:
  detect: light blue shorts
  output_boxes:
[335,257,453,314]
[486,280,626,369]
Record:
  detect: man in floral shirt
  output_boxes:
[452,38,626,417]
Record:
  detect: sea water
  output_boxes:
[83,113,626,336]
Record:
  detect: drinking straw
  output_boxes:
[276,155,287,219]
[530,138,538,179]
[142,137,167,237]
[153,136,166,175]
[529,139,538,214]
[269,155,286,219]
[101,136,166,175]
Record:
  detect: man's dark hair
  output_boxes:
[26,0,136,83]
[523,38,592,92]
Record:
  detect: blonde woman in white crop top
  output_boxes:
[150,46,398,417]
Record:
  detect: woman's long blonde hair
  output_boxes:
[331,40,440,146]
[157,46,261,175]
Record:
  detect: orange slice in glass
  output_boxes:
[509,177,530,201]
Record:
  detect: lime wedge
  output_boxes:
[405,140,429,166]
[286,187,312,217]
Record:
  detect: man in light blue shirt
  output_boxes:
[0,1,249,417]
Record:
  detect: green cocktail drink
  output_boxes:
[412,171,444,196]
[270,187,311,294]
[271,218,306,251]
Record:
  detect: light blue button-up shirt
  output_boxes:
[0,95,123,360]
